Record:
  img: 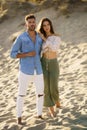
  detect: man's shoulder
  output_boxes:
[17,32,27,40]
[36,32,40,37]
[36,32,43,42]
[19,32,26,37]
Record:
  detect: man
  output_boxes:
[10,14,44,125]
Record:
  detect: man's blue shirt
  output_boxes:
[10,31,43,75]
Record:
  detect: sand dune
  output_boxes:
[0,6,87,130]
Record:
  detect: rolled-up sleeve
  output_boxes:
[10,37,22,58]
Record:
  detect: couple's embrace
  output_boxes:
[10,14,61,125]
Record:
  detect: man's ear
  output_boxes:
[25,23,27,27]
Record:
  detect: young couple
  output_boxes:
[10,14,61,125]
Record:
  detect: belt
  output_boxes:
[43,51,57,59]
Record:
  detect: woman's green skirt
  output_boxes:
[41,57,60,107]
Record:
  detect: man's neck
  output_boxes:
[27,30,36,43]
[27,30,36,37]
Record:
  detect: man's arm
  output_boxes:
[10,36,36,58]
[16,51,36,58]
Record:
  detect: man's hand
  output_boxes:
[28,51,36,56]
[16,51,36,58]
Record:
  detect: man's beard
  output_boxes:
[29,26,35,31]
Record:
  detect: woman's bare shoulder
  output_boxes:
[54,33,61,37]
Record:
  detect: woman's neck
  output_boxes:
[46,32,54,38]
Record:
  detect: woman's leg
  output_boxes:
[42,58,54,107]
[49,59,60,106]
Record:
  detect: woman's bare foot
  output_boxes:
[48,107,56,118]
[55,102,61,108]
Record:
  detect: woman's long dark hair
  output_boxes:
[39,18,55,38]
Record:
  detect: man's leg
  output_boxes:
[34,74,44,118]
[17,71,33,124]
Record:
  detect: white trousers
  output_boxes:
[17,71,44,117]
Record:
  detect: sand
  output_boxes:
[0,6,87,130]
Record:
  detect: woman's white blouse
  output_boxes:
[42,35,61,54]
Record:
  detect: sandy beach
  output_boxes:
[0,3,87,130]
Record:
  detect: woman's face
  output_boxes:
[42,21,51,34]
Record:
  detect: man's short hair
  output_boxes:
[25,14,36,22]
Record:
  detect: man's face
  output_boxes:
[26,18,36,31]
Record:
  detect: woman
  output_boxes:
[39,18,61,117]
